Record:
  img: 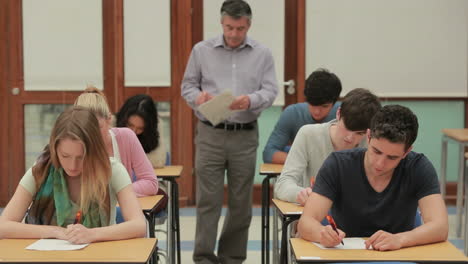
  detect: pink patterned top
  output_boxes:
[110,127,159,197]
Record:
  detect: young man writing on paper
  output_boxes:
[298,105,448,250]
[274,88,381,205]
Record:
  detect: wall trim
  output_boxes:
[181,182,460,207]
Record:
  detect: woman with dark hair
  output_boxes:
[116,94,167,168]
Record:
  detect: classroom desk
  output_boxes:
[138,195,164,238]
[272,199,303,264]
[0,238,157,264]
[440,128,468,237]
[290,238,468,263]
[464,152,468,256]
[154,165,183,264]
[260,163,283,264]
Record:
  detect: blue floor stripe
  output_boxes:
[179,207,274,217]
[161,240,275,251]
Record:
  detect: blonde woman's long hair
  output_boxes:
[74,86,111,120]
[34,107,111,214]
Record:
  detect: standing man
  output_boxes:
[181,1,278,263]
[263,68,342,164]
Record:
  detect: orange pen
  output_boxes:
[326,215,344,245]
[73,210,82,224]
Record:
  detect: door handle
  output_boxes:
[11,87,20,95]
[283,80,295,95]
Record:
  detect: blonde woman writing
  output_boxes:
[0,107,146,244]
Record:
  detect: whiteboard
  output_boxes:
[306,0,468,97]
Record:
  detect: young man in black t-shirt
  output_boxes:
[297,105,448,251]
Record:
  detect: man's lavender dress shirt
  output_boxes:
[181,34,278,123]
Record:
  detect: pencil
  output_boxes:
[326,215,344,245]
[73,210,82,224]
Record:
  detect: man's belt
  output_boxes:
[201,120,256,130]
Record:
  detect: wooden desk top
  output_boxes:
[117,195,163,213]
[0,238,157,263]
[154,165,183,178]
[272,199,303,216]
[138,195,163,212]
[291,238,468,263]
[442,128,468,142]
[259,163,283,176]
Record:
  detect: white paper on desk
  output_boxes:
[313,237,368,250]
[26,239,89,251]
[197,90,240,126]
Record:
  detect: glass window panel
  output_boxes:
[203,0,285,106]
[24,104,71,170]
[156,101,171,157]
[22,0,103,91]
[124,0,171,86]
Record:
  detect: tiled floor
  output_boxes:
[153,206,465,264]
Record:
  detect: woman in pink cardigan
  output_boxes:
[74,87,158,197]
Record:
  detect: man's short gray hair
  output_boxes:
[220,0,252,22]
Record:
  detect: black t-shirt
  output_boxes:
[313,148,440,237]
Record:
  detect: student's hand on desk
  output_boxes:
[296,187,312,206]
[65,224,95,244]
[319,225,345,248]
[365,230,403,251]
[51,226,68,240]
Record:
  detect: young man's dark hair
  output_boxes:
[220,0,252,20]
[304,68,342,106]
[370,105,419,151]
[340,88,381,131]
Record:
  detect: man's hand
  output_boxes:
[365,230,403,251]
[296,187,313,206]
[319,225,345,248]
[196,91,213,105]
[229,95,250,110]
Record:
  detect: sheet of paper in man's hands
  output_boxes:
[26,239,89,251]
[198,90,239,126]
[313,237,368,250]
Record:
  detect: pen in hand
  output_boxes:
[326,215,344,245]
[73,210,82,225]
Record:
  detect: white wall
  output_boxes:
[306,0,468,97]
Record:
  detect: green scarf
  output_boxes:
[25,165,109,227]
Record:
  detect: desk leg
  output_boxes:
[279,217,294,264]
[167,180,173,264]
[456,144,465,237]
[287,221,293,264]
[173,180,181,264]
[261,176,270,264]
[440,136,448,198]
[464,159,468,255]
[144,211,155,238]
[143,211,157,264]
[272,177,279,264]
